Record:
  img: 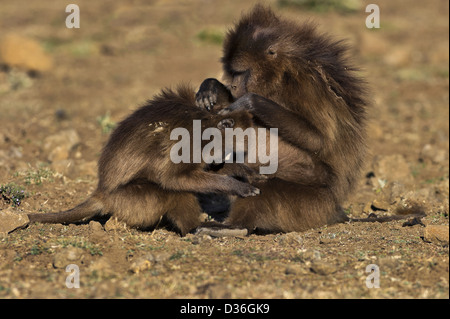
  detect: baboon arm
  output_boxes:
[223,93,323,153]
[216,163,267,183]
[160,170,260,198]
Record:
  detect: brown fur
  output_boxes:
[28,85,262,235]
[196,5,369,233]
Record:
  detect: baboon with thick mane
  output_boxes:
[196,5,372,233]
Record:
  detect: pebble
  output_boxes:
[128,252,170,274]
[372,154,412,183]
[420,144,448,164]
[0,208,29,235]
[371,199,390,211]
[43,129,80,162]
[89,221,108,243]
[0,33,52,72]
[53,247,85,268]
[310,261,337,276]
[423,225,449,247]
[88,258,114,277]
[278,232,304,246]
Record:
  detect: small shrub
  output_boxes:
[0,183,29,207]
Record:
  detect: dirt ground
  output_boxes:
[0,0,448,299]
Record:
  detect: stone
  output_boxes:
[371,199,390,211]
[129,255,155,274]
[88,258,114,277]
[278,232,303,246]
[43,129,80,162]
[53,247,85,268]
[310,261,337,276]
[89,221,108,243]
[0,209,29,235]
[0,34,52,72]
[372,154,412,184]
[420,144,448,164]
[423,225,449,247]
[128,252,170,274]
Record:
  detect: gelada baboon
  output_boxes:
[195,5,423,234]
[28,85,262,235]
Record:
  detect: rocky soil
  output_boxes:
[0,0,448,299]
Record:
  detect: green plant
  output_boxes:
[0,183,29,207]
[97,111,116,134]
[196,29,225,45]
[16,164,55,185]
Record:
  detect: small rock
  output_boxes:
[88,258,114,277]
[310,261,337,276]
[278,232,303,246]
[0,33,53,72]
[284,264,305,275]
[89,221,108,243]
[43,129,80,162]
[153,252,170,263]
[372,154,412,183]
[296,249,322,262]
[387,182,406,203]
[196,283,231,299]
[0,208,29,235]
[363,201,373,214]
[423,225,449,247]
[129,255,155,274]
[89,220,103,232]
[189,233,212,245]
[420,144,448,164]
[128,252,170,274]
[53,247,84,268]
[371,199,390,211]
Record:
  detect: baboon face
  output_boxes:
[221,6,304,100]
[220,5,358,112]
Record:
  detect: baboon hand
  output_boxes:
[247,173,269,183]
[218,93,255,115]
[217,118,235,130]
[196,78,221,111]
[238,184,260,197]
[196,78,232,112]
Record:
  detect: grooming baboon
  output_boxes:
[196,5,424,234]
[27,85,262,235]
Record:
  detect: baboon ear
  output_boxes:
[217,118,235,130]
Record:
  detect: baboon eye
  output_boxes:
[267,47,277,57]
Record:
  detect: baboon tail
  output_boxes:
[27,196,104,224]
[348,212,426,224]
